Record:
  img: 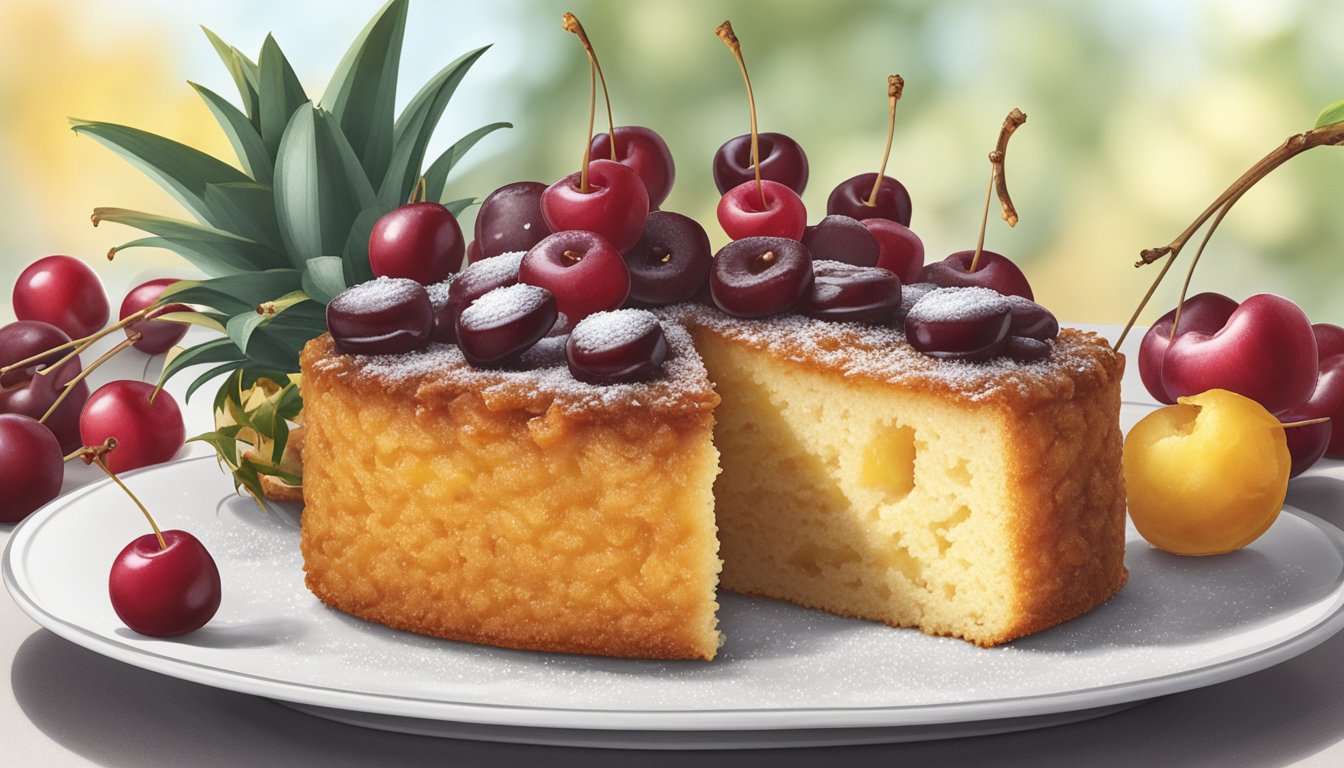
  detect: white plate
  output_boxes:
[7,421,1344,749]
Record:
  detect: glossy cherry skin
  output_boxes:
[1003,295,1059,341]
[455,284,558,368]
[712,132,809,195]
[1280,354,1344,467]
[12,255,110,339]
[368,202,465,285]
[109,530,221,637]
[1315,323,1344,361]
[0,414,64,524]
[433,253,523,344]
[904,287,1012,361]
[1005,336,1051,361]
[120,279,189,355]
[826,173,913,227]
[803,261,902,324]
[863,218,925,284]
[1137,293,1239,404]
[541,160,650,253]
[475,181,551,260]
[921,250,1033,301]
[622,211,712,306]
[591,126,676,210]
[0,320,80,388]
[710,237,813,318]
[326,278,434,355]
[520,231,630,325]
[801,215,879,267]
[566,309,669,384]
[1162,293,1318,416]
[717,180,807,241]
[80,381,186,473]
[0,370,89,454]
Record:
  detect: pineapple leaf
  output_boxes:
[190,82,273,184]
[155,311,228,334]
[186,361,247,402]
[226,309,269,355]
[158,337,244,388]
[201,27,261,126]
[321,0,408,186]
[258,35,310,161]
[69,119,254,227]
[341,207,387,286]
[443,197,475,218]
[423,121,512,203]
[204,181,285,251]
[274,105,378,267]
[160,269,303,316]
[95,207,284,276]
[300,256,348,303]
[378,45,490,207]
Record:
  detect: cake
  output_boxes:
[298,300,1126,660]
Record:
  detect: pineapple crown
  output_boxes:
[75,0,508,400]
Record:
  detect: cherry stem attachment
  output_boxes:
[79,438,166,551]
[1116,120,1344,352]
[564,12,616,162]
[969,109,1027,273]
[866,74,904,207]
[0,307,151,378]
[1282,416,1330,429]
[717,20,766,209]
[38,333,141,425]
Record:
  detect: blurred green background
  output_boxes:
[2,0,1343,326]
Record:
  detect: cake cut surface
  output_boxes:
[299,303,1127,659]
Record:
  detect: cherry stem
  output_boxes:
[0,307,152,378]
[1168,188,1247,340]
[866,74,904,207]
[408,176,426,205]
[1282,416,1330,429]
[970,109,1027,273]
[564,12,616,162]
[80,439,166,551]
[1117,120,1344,352]
[969,164,996,273]
[717,20,766,209]
[38,333,141,425]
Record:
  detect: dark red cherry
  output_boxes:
[520,230,629,325]
[803,261,902,324]
[1137,293,1239,404]
[0,414,64,524]
[326,278,434,355]
[475,181,551,260]
[710,237,813,319]
[801,215,879,267]
[1279,356,1344,475]
[896,282,937,324]
[622,211,711,306]
[921,250,1033,301]
[109,529,221,637]
[904,287,1012,361]
[0,320,80,388]
[1005,336,1051,361]
[540,160,650,253]
[455,284,558,368]
[120,278,189,355]
[566,309,669,384]
[826,173,913,227]
[863,219,925,284]
[1003,295,1059,341]
[712,132,809,195]
[1313,323,1344,361]
[12,255,110,339]
[80,381,185,473]
[431,253,524,344]
[368,202,465,285]
[717,180,807,241]
[0,369,88,455]
[591,126,676,210]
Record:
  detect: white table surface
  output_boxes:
[4,316,1344,767]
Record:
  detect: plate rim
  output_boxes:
[8,453,1344,733]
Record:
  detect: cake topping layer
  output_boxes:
[570,309,663,353]
[906,286,1010,323]
[460,283,550,327]
[327,276,424,314]
[670,304,1120,407]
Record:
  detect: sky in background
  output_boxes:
[2,0,1343,327]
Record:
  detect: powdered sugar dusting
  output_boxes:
[898,282,937,321]
[329,276,425,313]
[907,287,1010,323]
[571,309,661,353]
[426,277,454,308]
[463,251,524,283]
[460,284,549,328]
